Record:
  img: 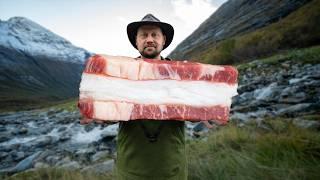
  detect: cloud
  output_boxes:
[171,0,217,29]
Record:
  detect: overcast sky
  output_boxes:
[0,0,227,57]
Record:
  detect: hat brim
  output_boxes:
[127,21,174,50]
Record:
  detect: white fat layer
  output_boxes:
[80,73,238,107]
[93,101,133,120]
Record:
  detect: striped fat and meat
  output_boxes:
[78,54,238,124]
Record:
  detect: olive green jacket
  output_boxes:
[115,56,187,180]
[116,120,187,180]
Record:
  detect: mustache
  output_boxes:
[145,43,156,48]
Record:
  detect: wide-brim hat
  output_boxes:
[127,14,174,50]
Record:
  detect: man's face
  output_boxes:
[136,25,166,59]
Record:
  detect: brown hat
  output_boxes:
[127,14,174,50]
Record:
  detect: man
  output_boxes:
[116,14,187,180]
[81,13,214,179]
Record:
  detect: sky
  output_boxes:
[0,0,227,57]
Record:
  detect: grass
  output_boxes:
[187,118,320,180]
[38,98,78,112]
[236,45,320,71]
[0,97,78,114]
[300,114,320,122]
[260,46,320,65]
[3,168,115,180]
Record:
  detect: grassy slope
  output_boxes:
[187,118,320,180]
[0,97,78,113]
[236,45,320,71]
[194,0,320,65]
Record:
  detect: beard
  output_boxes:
[140,46,162,59]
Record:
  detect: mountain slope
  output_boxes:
[197,0,320,65]
[168,0,312,61]
[0,17,92,110]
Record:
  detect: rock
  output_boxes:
[45,155,61,165]
[34,162,49,169]
[75,147,96,162]
[193,122,207,132]
[237,92,255,103]
[0,152,9,159]
[232,104,258,113]
[59,161,81,170]
[81,159,114,174]
[0,134,10,142]
[279,92,308,103]
[18,127,28,134]
[293,119,320,130]
[57,126,67,132]
[100,124,119,139]
[231,112,250,122]
[253,83,282,102]
[59,133,71,141]
[191,122,215,137]
[91,151,110,162]
[84,124,96,132]
[29,136,53,148]
[97,143,111,151]
[0,151,41,174]
[277,103,312,116]
[12,151,25,161]
[34,149,53,162]
[281,62,290,68]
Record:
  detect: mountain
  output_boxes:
[0,17,92,110]
[168,0,312,61]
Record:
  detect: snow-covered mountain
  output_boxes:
[0,17,92,109]
[0,17,90,63]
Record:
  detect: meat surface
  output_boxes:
[78,54,238,124]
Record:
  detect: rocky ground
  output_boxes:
[0,109,117,175]
[231,59,320,128]
[0,53,319,176]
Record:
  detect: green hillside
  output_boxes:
[195,0,320,65]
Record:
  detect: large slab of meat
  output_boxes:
[78,54,238,124]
